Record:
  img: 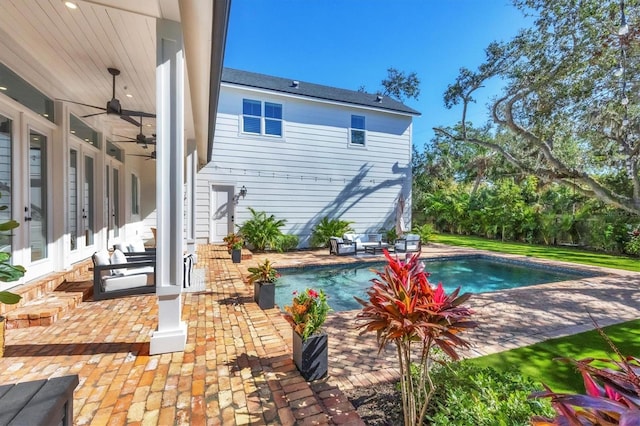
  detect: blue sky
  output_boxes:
[223,0,531,150]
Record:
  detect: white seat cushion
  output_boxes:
[129,239,146,253]
[110,249,128,276]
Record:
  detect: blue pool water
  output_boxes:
[275,256,593,312]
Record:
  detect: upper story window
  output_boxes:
[242,99,282,137]
[350,115,366,145]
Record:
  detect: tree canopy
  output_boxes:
[359,67,420,102]
[434,0,640,215]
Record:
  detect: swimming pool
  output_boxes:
[275,255,596,312]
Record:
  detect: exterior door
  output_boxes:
[210,185,234,242]
[68,145,98,261]
[0,113,14,291]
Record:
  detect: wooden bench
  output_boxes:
[0,375,78,425]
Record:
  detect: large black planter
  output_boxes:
[231,249,241,263]
[292,331,328,381]
[253,281,275,309]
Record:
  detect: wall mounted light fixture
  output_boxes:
[239,185,247,199]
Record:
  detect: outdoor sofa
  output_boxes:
[342,233,385,251]
[394,234,422,253]
[92,249,156,300]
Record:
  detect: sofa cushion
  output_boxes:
[110,249,128,276]
[129,239,146,253]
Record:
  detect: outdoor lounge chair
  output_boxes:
[329,237,356,255]
[114,238,156,261]
[92,249,156,300]
[394,234,422,253]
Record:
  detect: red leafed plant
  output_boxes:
[355,250,477,426]
[530,324,640,425]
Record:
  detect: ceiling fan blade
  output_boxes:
[113,134,136,141]
[120,115,140,127]
[56,98,106,111]
[112,140,140,143]
[82,111,106,118]
[127,154,153,157]
[121,109,156,118]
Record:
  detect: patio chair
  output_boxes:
[92,249,156,300]
[329,237,356,255]
[114,238,156,261]
[394,234,422,253]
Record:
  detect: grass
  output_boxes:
[431,233,640,272]
[467,319,640,393]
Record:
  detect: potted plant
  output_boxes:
[231,240,243,264]
[247,259,280,309]
[284,288,331,381]
[223,232,243,254]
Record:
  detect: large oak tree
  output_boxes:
[434,0,640,214]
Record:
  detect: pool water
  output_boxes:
[275,256,592,312]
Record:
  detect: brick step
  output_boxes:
[5,279,93,329]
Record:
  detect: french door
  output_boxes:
[68,143,98,261]
[105,163,121,245]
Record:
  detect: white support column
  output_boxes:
[150,19,187,355]
[185,138,197,256]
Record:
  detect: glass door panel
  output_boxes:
[84,156,94,246]
[69,150,78,251]
[113,168,120,238]
[0,115,12,254]
[29,130,47,262]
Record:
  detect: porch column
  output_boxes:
[185,138,196,256]
[150,19,187,355]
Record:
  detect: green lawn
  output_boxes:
[467,319,640,393]
[432,233,640,272]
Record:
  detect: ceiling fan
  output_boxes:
[112,116,156,148]
[57,68,155,127]
[127,150,156,160]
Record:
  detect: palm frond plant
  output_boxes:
[356,250,477,426]
[238,207,286,252]
[310,216,354,248]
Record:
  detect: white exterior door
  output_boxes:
[210,185,234,242]
[68,142,99,262]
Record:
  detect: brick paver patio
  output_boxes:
[0,243,639,425]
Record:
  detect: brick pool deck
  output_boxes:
[0,243,639,425]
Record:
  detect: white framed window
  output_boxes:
[350,115,366,145]
[242,99,282,137]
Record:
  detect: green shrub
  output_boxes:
[411,223,434,243]
[275,234,299,252]
[310,217,353,248]
[625,231,640,256]
[238,208,286,252]
[425,362,554,426]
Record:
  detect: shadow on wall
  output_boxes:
[291,161,410,246]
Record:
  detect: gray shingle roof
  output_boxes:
[221,68,421,116]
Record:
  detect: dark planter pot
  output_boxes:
[292,331,328,381]
[253,281,275,309]
[231,249,242,263]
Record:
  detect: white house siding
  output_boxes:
[196,85,413,247]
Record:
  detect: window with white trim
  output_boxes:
[242,99,282,137]
[350,115,366,145]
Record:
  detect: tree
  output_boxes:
[434,0,640,215]
[359,68,421,102]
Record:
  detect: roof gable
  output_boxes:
[221,68,421,116]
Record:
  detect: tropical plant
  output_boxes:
[427,362,554,425]
[238,208,286,252]
[284,288,331,341]
[309,216,354,248]
[0,204,25,305]
[530,327,640,425]
[355,250,477,426]
[247,258,280,284]
[223,232,243,252]
[411,223,435,244]
[274,234,299,252]
[625,229,640,256]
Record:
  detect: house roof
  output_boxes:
[221,68,421,116]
